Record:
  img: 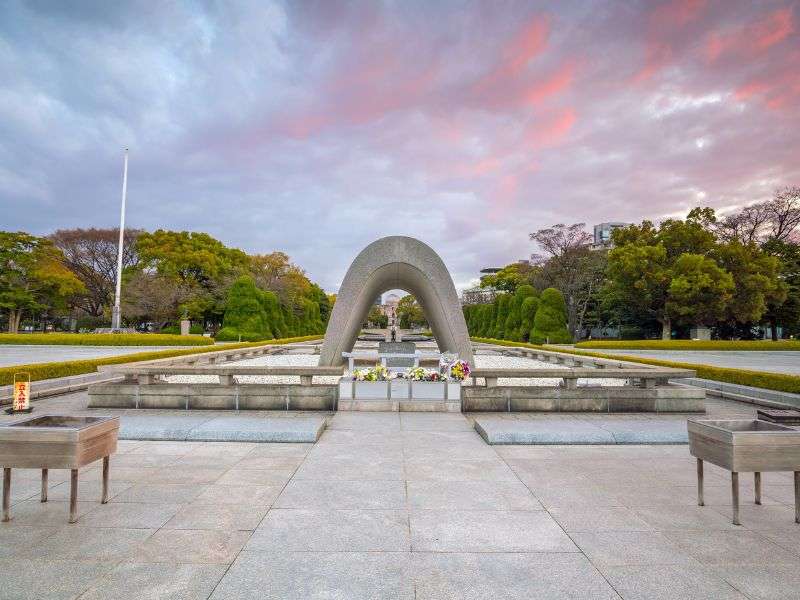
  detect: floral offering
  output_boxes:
[449,360,471,381]
[352,364,390,381]
[407,367,442,381]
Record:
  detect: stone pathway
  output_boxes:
[2,406,799,599]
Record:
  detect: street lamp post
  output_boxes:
[111,149,128,331]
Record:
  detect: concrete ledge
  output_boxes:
[88,382,337,411]
[118,414,327,442]
[463,384,704,413]
[473,416,690,445]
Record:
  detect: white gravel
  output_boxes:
[165,353,618,386]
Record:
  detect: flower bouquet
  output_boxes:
[353,364,390,381]
[407,367,442,381]
[449,360,471,381]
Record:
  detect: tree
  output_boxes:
[479,262,537,293]
[716,187,800,244]
[763,238,800,339]
[49,228,141,319]
[0,232,84,332]
[366,305,388,328]
[135,230,250,326]
[492,294,511,338]
[397,295,427,329]
[530,223,605,340]
[665,254,734,328]
[714,241,784,330]
[121,272,190,330]
[218,276,273,340]
[531,288,571,344]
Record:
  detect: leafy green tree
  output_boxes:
[218,276,273,340]
[0,232,84,332]
[763,238,800,338]
[666,254,734,328]
[397,295,427,329]
[531,288,571,344]
[479,262,538,293]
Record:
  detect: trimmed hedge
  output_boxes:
[575,340,800,351]
[0,333,213,347]
[470,337,800,395]
[0,335,323,386]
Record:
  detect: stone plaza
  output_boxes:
[1,392,799,599]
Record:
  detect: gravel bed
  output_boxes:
[165,353,618,386]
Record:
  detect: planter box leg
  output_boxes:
[754,472,761,505]
[69,469,78,524]
[696,459,704,506]
[795,471,799,524]
[731,472,740,526]
[41,469,48,502]
[2,468,10,522]
[102,456,110,504]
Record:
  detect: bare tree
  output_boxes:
[121,271,190,330]
[715,187,800,245]
[529,223,593,259]
[49,228,142,317]
[529,223,601,339]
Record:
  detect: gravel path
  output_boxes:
[166,354,617,386]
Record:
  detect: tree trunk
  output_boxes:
[770,317,778,341]
[8,309,21,334]
[660,318,671,340]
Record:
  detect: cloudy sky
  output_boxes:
[1,0,798,292]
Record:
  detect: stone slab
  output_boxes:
[474,416,691,445]
[117,415,326,443]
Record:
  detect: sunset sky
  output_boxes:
[1,0,798,292]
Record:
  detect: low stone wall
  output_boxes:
[462,383,705,413]
[88,382,336,411]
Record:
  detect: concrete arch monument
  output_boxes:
[319,236,474,367]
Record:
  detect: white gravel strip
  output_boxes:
[165,353,618,386]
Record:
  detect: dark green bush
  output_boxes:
[530,288,571,344]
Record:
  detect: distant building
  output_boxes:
[592,222,630,249]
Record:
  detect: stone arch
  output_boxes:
[319,236,474,366]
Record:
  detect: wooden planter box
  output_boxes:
[688,419,800,525]
[1,415,119,523]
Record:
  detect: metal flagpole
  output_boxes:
[111,148,128,331]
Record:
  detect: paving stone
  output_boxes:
[713,564,800,600]
[186,416,327,442]
[600,564,746,600]
[0,526,60,558]
[708,504,797,530]
[571,531,694,566]
[78,502,181,528]
[407,480,541,510]
[209,551,414,600]
[164,503,268,531]
[130,529,250,564]
[0,558,113,600]
[215,468,293,486]
[411,552,620,600]
[78,563,227,600]
[275,479,406,509]
[549,506,654,532]
[4,499,95,526]
[193,484,283,505]
[111,483,208,504]
[475,417,616,444]
[293,456,405,480]
[662,530,800,565]
[248,509,410,551]
[22,526,154,561]
[405,458,517,481]
[410,509,577,552]
[632,505,739,530]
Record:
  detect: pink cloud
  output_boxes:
[706,8,794,62]
[523,107,577,148]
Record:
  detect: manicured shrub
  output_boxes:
[505,285,536,341]
[519,295,540,342]
[530,288,571,344]
[0,333,213,346]
[220,276,274,340]
[493,294,511,339]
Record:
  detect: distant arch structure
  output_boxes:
[319,236,474,367]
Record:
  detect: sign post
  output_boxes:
[7,373,32,414]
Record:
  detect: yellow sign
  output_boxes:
[13,373,30,412]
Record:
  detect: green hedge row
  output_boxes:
[471,337,800,395]
[0,333,214,347]
[0,335,322,386]
[575,339,800,351]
